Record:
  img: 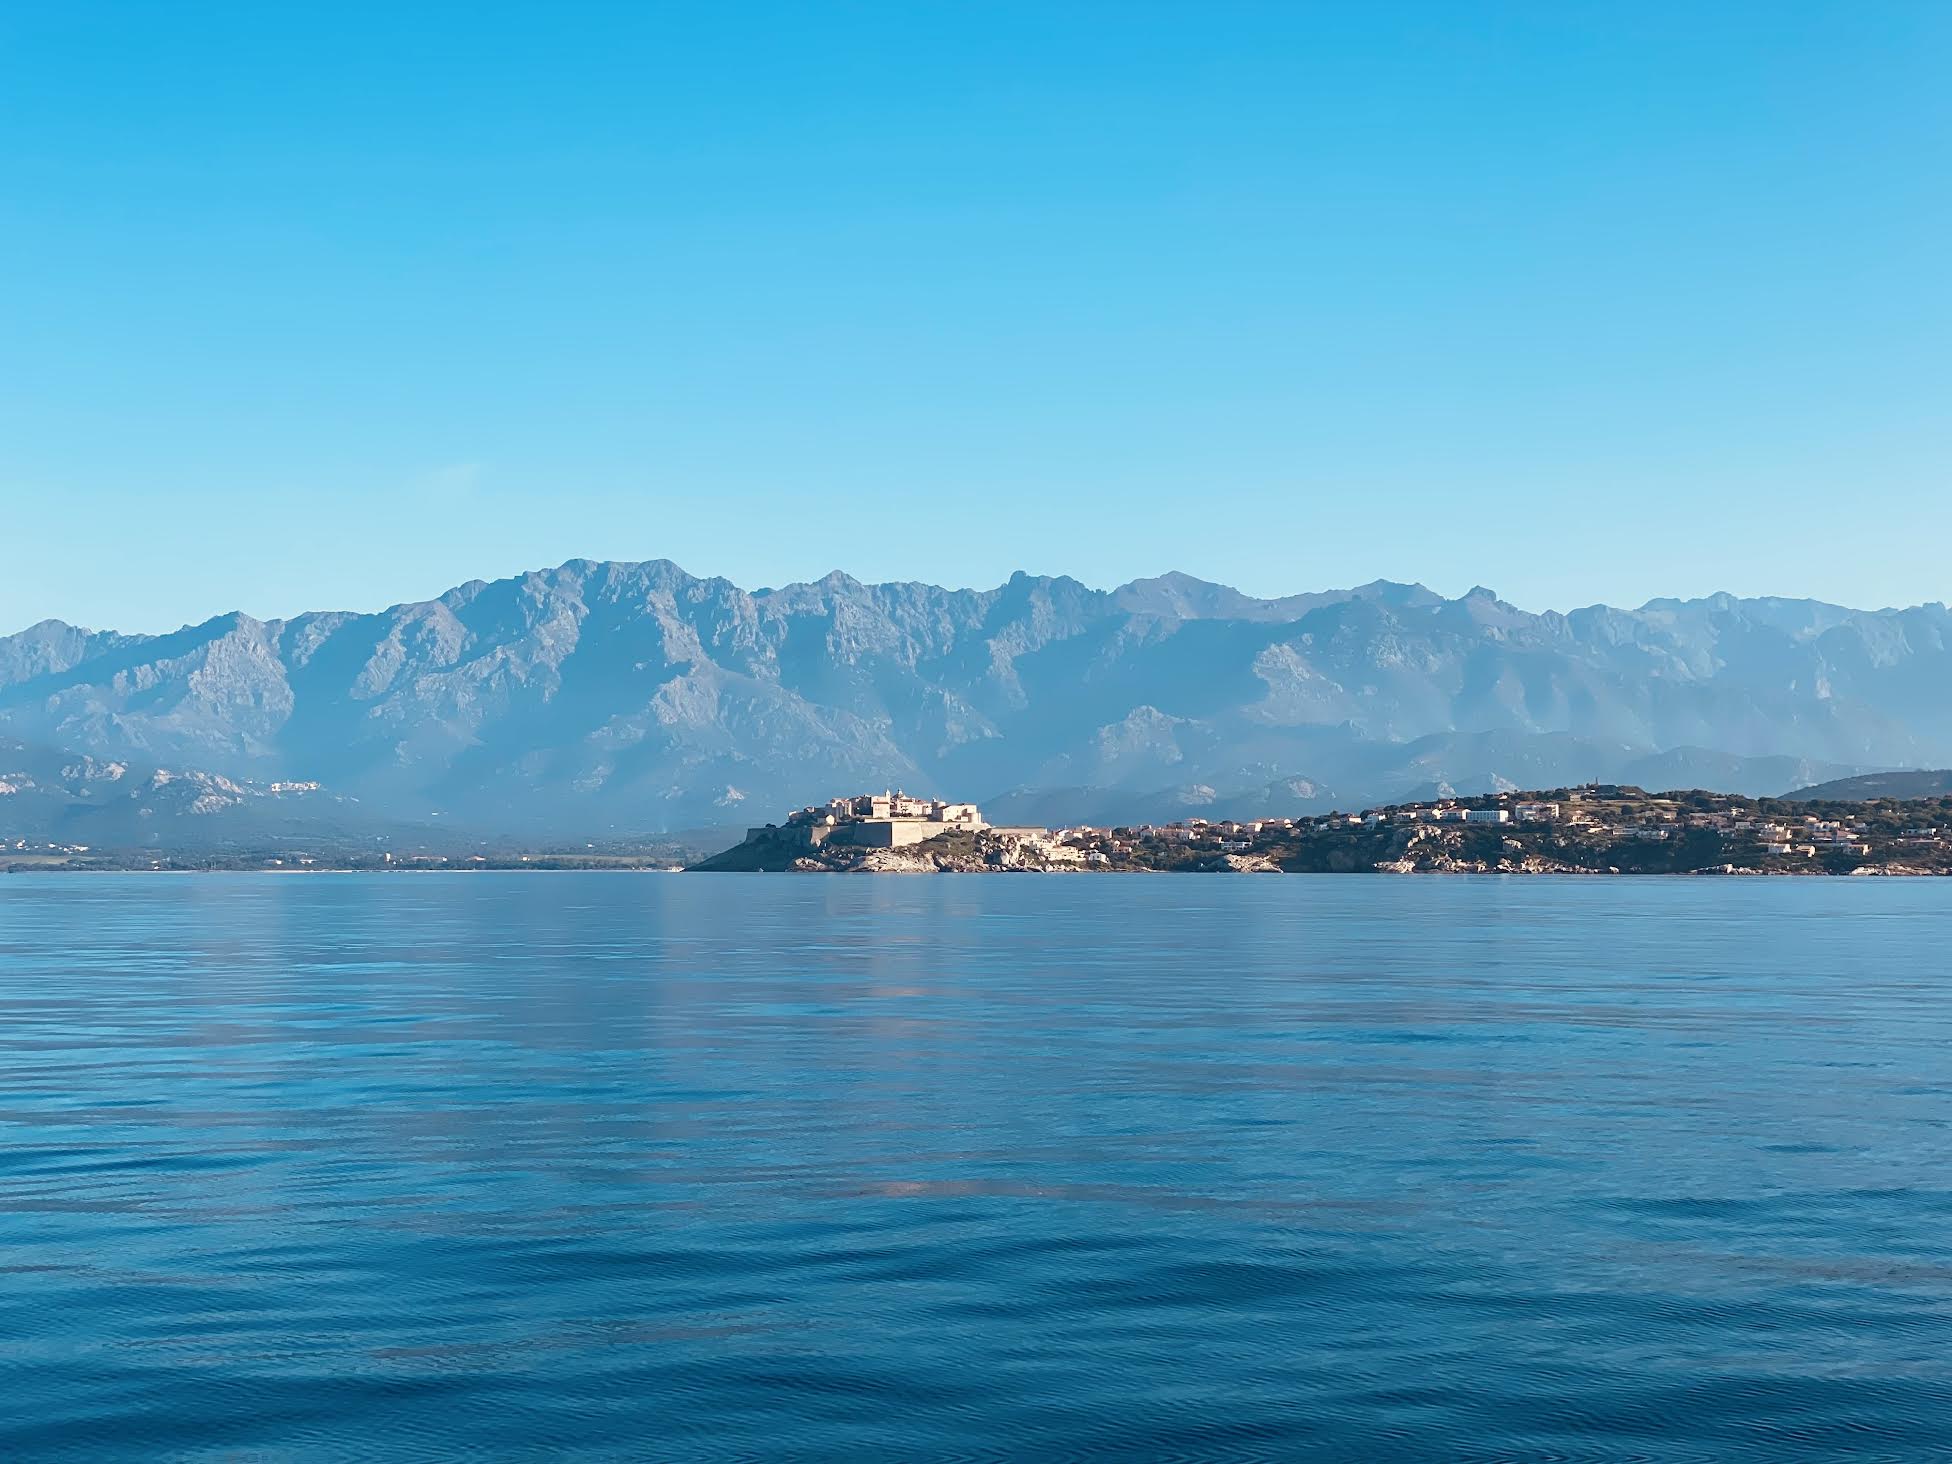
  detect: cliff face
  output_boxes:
[3,560,1947,834]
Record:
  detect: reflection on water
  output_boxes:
[2,874,1950,1459]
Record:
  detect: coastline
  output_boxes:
[13,785,1952,879]
[6,863,1947,878]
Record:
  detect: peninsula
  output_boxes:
[690,787,1952,876]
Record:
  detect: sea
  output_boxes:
[2,872,1949,1461]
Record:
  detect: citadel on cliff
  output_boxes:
[766,791,1001,849]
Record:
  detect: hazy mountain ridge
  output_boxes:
[1,560,1943,833]
[0,735,388,850]
[1789,769,1952,802]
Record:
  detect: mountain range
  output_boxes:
[3,559,1948,843]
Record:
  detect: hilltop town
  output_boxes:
[689,792,1066,872]
[692,787,1952,875]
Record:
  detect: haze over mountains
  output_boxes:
[1787,769,1952,803]
[3,559,1949,844]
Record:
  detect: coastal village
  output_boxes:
[692,785,1952,876]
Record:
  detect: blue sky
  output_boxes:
[3,2,1947,632]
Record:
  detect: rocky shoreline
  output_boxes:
[689,824,1950,876]
[691,779,1952,876]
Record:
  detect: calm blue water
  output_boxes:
[2,874,1950,1461]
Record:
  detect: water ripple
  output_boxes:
[2,873,1950,1459]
